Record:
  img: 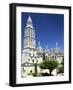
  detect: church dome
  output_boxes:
[51,43,63,56]
[53,47,63,56]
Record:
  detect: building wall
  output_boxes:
[21,48,63,77]
[22,49,43,64]
[21,66,58,77]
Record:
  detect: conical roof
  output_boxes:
[26,16,33,28]
[27,16,32,23]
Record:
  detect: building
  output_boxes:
[21,16,64,77]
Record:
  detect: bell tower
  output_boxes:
[24,16,36,49]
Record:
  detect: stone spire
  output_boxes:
[38,42,41,48]
[26,16,33,28]
[38,42,42,51]
[56,42,58,48]
[24,16,35,49]
[46,45,48,49]
[45,45,49,53]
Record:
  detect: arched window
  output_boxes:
[30,70,32,73]
[33,53,35,57]
[36,60,38,63]
[29,53,31,56]
[32,59,34,63]
[23,68,25,72]
[28,59,30,61]
[31,33,32,37]
[55,56,56,60]
[45,55,47,60]
[52,55,54,59]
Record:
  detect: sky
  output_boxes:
[21,12,64,51]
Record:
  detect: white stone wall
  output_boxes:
[21,66,35,77]
[22,48,43,64]
[21,66,57,77]
[56,56,63,63]
[22,49,63,77]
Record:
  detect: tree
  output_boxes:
[32,63,38,77]
[39,59,59,75]
[61,57,64,66]
[34,63,37,75]
[43,53,45,60]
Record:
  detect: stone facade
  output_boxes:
[21,16,64,77]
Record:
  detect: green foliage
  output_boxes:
[57,57,64,74]
[39,60,49,69]
[32,73,37,77]
[61,57,64,66]
[32,73,42,77]
[57,66,64,74]
[41,73,49,76]
[39,59,59,75]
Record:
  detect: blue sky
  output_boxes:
[21,12,64,51]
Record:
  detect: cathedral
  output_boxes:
[21,16,64,77]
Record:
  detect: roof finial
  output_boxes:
[26,15,33,28]
[27,15,32,23]
[56,42,58,48]
[38,42,41,47]
[46,45,48,49]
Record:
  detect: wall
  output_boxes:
[0,0,72,89]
